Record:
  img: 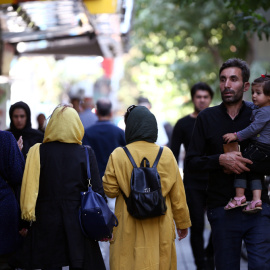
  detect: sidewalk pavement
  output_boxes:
[176,219,248,270]
[97,217,249,270]
[62,218,248,270]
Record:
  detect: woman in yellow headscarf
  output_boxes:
[12,105,106,270]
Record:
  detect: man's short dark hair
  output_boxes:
[191,82,214,99]
[137,97,151,106]
[219,58,250,83]
[96,98,112,116]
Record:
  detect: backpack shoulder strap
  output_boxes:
[152,147,163,168]
[123,146,137,168]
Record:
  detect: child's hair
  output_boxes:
[252,74,270,96]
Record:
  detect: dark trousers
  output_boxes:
[242,141,270,175]
[186,187,214,269]
[207,204,270,270]
[234,141,270,191]
[0,254,13,270]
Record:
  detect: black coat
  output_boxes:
[7,101,44,159]
[11,142,106,269]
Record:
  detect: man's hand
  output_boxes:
[17,136,23,151]
[219,152,252,174]
[177,228,188,241]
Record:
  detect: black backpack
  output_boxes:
[121,146,167,219]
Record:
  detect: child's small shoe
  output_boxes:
[224,196,247,210]
[243,200,262,214]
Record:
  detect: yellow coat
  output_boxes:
[103,141,191,270]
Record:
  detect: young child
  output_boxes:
[223,74,270,213]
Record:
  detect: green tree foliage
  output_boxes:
[119,0,270,123]
[224,0,270,40]
[177,0,270,40]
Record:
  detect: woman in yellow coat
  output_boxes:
[103,105,191,270]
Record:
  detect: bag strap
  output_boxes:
[123,146,137,168]
[140,157,150,168]
[83,146,91,186]
[123,146,163,168]
[121,146,136,202]
[152,147,163,168]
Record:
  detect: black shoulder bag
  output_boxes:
[79,146,118,241]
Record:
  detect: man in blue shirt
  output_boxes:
[83,98,126,178]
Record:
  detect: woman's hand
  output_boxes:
[100,234,113,242]
[177,228,188,241]
[19,228,28,237]
[17,136,23,151]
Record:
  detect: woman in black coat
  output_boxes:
[12,105,106,270]
[0,131,24,270]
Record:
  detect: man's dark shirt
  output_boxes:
[82,120,126,178]
[186,102,270,209]
[170,115,208,189]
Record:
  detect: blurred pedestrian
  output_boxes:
[7,101,43,159]
[137,97,169,146]
[70,97,83,114]
[83,98,126,178]
[170,82,214,269]
[103,105,191,270]
[11,105,106,270]
[79,97,98,129]
[163,121,173,147]
[83,98,125,269]
[0,131,24,270]
[36,113,46,133]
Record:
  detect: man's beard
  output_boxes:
[221,86,244,104]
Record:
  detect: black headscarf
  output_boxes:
[9,101,32,134]
[125,106,158,144]
[7,101,44,158]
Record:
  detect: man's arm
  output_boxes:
[170,120,183,163]
[185,114,220,172]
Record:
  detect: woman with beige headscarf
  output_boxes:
[11,105,106,270]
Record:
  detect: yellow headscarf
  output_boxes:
[43,105,84,144]
[21,106,84,221]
